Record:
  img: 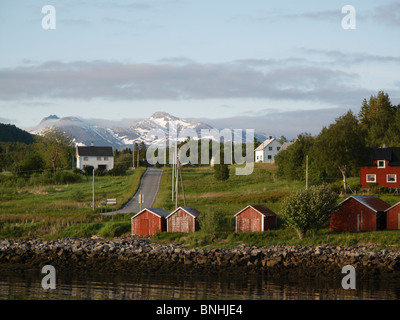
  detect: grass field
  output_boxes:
[152,163,400,248]
[1,162,400,247]
[0,167,145,239]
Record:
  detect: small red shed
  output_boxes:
[385,202,400,230]
[131,207,169,236]
[234,205,277,233]
[166,206,200,233]
[329,195,390,232]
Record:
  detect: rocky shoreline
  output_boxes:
[0,237,399,280]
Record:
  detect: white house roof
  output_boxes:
[255,138,275,151]
[166,206,200,219]
[131,207,170,219]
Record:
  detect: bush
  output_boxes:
[198,209,224,235]
[280,184,339,239]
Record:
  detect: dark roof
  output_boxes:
[131,207,170,219]
[370,147,400,166]
[234,205,277,217]
[339,196,391,213]
[167,206,200,219]
[77,146,113,157]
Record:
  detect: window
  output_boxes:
[104,157,108,161]
[83,157,88,161]
[387,174,397,183]
[268,147,273,151]
[366,174,376,183]
[268,155,272,160]
[277,147,281,151]
[377,160,385,168]
[97,157,102,161]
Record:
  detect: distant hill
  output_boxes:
[0,123,34,144]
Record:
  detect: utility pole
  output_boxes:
[137,146,139,168]
[178,160,186,206]
[92,168,95,211]
[171,148,175,201]
[306,154,309,190]
[175,144,179,209]
[132,144,135,169]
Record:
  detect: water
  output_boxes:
[1,270,400,300]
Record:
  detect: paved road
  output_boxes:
[101,167,163,216]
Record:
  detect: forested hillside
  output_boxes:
[0,123,34,144]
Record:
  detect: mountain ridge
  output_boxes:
[29,112,270,150]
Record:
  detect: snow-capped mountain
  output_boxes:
[29,112,270,149]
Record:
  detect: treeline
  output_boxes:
[0,123,34,144]
[275,91,400,192]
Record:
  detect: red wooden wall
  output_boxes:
[131,210,166,236]
[167,208,198,233]
[330,198,377,232]
[360,160,400,188]
[386,204,400,230]
[236,207,262,232]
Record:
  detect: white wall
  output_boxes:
[77,156,114,171]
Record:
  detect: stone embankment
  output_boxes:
[0,237,399,280]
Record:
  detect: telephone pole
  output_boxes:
[306,154,309,190]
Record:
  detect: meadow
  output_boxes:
[0,167,145,239]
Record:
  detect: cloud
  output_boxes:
[195,107,351,139]
[300,48,400,66]
[0,59,368,107]
[372,3,400,27]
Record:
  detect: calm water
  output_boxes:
[1,270,399,300]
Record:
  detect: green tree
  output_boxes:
[214,163,230,181]
[275,133,314,181]
[313,110,367,193]
[35,128,74,172]
[358,91,398,147]
[280,184,339,239]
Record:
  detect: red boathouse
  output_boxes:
[234,205,277,233]
[329,195,390,232]
[166,206,200,233]
[131,207,169,236]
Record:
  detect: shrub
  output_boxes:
[280,184,339,239]
[198,209,224,235]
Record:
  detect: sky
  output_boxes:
[0,0,399,138]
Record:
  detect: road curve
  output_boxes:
[102,167,163,216]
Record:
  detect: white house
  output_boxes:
[255,137,282,163]
[76,144,114,171]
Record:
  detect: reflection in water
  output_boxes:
[0,270,399,300]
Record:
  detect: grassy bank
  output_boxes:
[153,228,400,250]
[0,168,145,239]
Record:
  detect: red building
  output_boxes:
[360,147,400,189]
[385,202,400,230]
[131,208,169,236]
[166,206,200,233]
[234,205,277,233]
[329,196,390,232]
